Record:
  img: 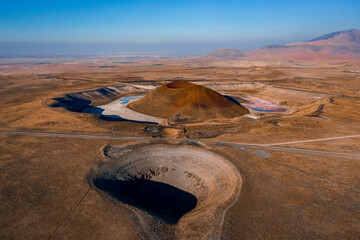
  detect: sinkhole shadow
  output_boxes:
[224,95,240,105]
[51,96,159,124]
[94,178,197,224]
[52,96,92,112]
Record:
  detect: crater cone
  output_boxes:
[128,81,249,124]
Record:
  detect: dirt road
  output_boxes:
[1,130,359,159]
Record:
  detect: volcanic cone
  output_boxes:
[128,81,249,124]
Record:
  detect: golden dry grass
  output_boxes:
[0,58,359,239]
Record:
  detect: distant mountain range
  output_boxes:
[205,48,246,59]
[205,29,360,60]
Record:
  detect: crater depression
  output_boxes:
[92,144,242,239]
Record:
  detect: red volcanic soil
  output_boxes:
[128,81,249,124]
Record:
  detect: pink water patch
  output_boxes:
[242,96,287,113]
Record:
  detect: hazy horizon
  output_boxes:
[1,0,359,57]
[0,39,300,58]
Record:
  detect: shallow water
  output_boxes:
[119,96,142,104]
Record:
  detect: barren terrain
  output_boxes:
[0,57,359,239]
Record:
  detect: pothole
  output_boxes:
[92,144,242,239]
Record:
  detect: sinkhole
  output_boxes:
[92,144,242,228]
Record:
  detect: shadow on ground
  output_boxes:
[51,96,159,124]
[94,178,197,224]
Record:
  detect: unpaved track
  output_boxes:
[1,130,359,159]
[260,134,360,146]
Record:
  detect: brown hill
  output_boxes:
[205,29,360,61]
[248,29,360,60]
[128,81,249,124]
[205,48,246,59]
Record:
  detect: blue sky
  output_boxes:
[0,0,359,53]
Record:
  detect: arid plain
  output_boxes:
[1,57,360,239]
